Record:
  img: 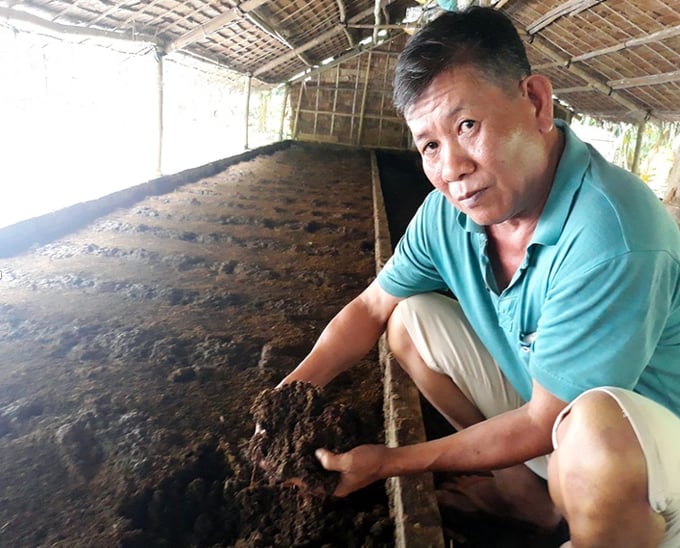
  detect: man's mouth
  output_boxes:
[456,187,488,208]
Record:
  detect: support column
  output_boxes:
[244,74,252,150]
[278,84,290,142]
[631,119,646,176]
[292,81,305,139]
[357,50,373,146]
[155,47,164,176]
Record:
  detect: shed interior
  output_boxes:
[1,1,680,547]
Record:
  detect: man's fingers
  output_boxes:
[315,448,340,471]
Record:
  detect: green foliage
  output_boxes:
[575,115,680,183]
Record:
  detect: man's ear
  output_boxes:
[521,74,555,133]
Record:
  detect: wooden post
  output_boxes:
[378,50,388,147]
[631,119,646,176]
[155,48,164,176]
[292,81,305,139]
[350,59,362,143]
[244,74,252,150]
[357,50,373,146]
[330,65,340,136]
[313,73,320,136]
[278,84,290,141]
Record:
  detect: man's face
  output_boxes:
[405,66,550,227]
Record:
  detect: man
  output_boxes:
[278,7,680,547]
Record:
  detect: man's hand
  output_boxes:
[315,444,389,497]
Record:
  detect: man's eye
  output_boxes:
[423,142,438,153]
[459,120,475,133]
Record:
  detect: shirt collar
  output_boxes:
[532,119,591,246]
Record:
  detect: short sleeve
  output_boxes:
[377,195,449,298]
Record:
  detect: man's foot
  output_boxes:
[436,470,562,531]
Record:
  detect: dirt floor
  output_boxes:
[0,143,568,547]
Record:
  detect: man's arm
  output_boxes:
[278,279,402,388]
[317,380,567,496]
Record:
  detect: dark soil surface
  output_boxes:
[0,143,390,547]
[1,142,567,548]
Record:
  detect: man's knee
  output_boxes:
[552,390,645,489]
[553,389,642,465]
[549,390,663,545]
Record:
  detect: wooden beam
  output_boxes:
[297,108,403,122]
[286,32,400,85]
[526,0,604,35]
[572,24,680,63]
[532,61,563,71]
[165,0,268,55]
[552,85,593,94]
[347,24,404,30]
[335,0,355,48]
[373,0,381,43]
[524,31,651,122]
[631,120,646,176]
[156,48,164,176]
[244,74,252,150]
[609,69,680,90]
[278,84,290,141]
[245,10,313,67]
[0,6,158,43]
[292,81,305,139]
[331,65,340,134]
[357,50,373,145]
[254,0,398,78]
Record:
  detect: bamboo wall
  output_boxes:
[288,32,576,151]
[290,35,411,150]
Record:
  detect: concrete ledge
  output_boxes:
[0,141,292,258]
[371,151,445,548]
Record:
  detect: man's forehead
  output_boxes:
[405,67,484,108]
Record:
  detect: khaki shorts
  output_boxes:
[397,292,680,545]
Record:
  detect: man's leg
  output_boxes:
[548,389,668,547]
[386,299,485,430]
[386,293,561,529]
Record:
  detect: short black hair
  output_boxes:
[393,7,531,114]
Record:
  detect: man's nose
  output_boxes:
[441,144,474,182]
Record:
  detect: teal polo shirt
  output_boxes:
[378,120,680,414]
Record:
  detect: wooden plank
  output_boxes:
[609,69,680,90]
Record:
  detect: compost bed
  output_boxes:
[0,143,390,547]
[1,143,567,548]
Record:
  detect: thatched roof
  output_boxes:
[2,0,679,123]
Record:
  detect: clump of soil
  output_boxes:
[248,381,361,496]
[117,383,392,547]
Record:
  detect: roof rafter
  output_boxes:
[0,5,159,43]
[335,0,356,48]
[524,31,652,122]
[245,9,313,68]
[164,0,268,55]
[609,69,680,90]
[254,0,398,78]
[572,24,680,62]
[526,0,605,35]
